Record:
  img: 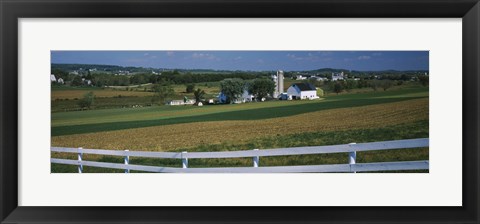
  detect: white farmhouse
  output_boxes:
[310,76,327,82]
[296,75,307,80]
[332,72,344,81]
[241,89,254,102]
[218,89,254,104]
[50,74,57,82]
[287,83,318,100]
[167,99,195,106]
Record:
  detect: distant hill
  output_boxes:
[51,63,428,76]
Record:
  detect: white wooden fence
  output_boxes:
[50,138,429,173]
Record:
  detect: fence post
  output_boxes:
[78,147,83,173]
[182,151,188,168]
[253,149,259,167]
[348,143,356,173]
[124,150,130,173]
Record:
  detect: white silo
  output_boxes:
[277,70,284,94]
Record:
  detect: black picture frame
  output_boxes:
[1,0,479,223]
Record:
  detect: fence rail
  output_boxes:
[51,138,429,173]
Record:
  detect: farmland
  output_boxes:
[51,84,429,173]
[51,83,221,112]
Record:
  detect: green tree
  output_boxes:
[151,84,175,104]
[333,82,344,95]
[345,79,357,91]
[220,78,245,103]
[186,84,195,93]
[249,78,275,100]
[78,91,95,109]
[357,78,369,88]
[369,80,381,92]
[193,88,206,104]
[71,76,83,86]
[418,75,429,87]
[382,80,394,91]
[85,70,93,80]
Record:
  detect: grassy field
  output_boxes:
[51,84,429,173]
[52,85,427,136]
[51,83,221,112]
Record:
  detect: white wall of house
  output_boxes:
[167,99,195,106]
[300,90,318,99]
[287,86,300,98]
[241,89,253,102]
[218,89,253,104]
[287,86,318,100]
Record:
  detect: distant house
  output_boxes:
[50,74,57,82]
[287,83,319,100]
[310,76,327,82]
[296,75,308,80]
[167,99,195,106]
[57,78,64,84]
[332,72,345,81]
[241,89,254,102]
[218,89,254,104]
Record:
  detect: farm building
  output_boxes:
[287,83,319,100]
[279,93,292,100]
[218,89,254,104]
[271,70,285,98]
[57,78,64,84]
[295,75,308,80]
[50,74,57,82]
[167,99,195,106]
[310,76,327,82]
[332,72,345,81]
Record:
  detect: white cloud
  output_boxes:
[166,51,175,57]
[372,52,382,56]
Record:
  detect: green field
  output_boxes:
[51,83,429,173]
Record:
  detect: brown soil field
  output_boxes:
[51,98,428,153]
[51,89,154,100]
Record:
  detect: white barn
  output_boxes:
[287,83,318,100]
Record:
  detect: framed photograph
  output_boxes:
[1,0,479,223]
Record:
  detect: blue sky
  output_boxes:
[51,51,429,71]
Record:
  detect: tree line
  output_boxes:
[51,69,262,87]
